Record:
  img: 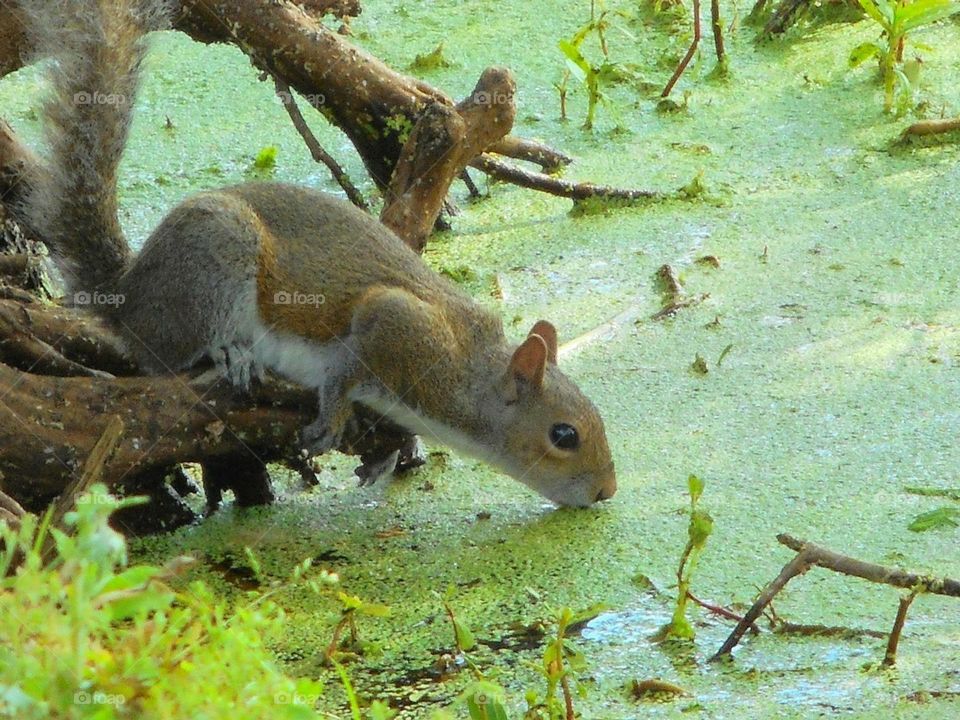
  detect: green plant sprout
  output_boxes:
[557,2,635,129]
[524,604,605,720]
[660,474,714,640]
[849,0,960,112]
[324,590,391,662]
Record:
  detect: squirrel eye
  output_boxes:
[549,423,579,451]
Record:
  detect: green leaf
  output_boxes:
[857,0,895,27]
[357,601,391,618]
[105,589,175,622]
[897,0,960,32]
[905,486,960,502]
[100,565,162,594]
[453,618,476,651]
[369,700,397,720]
[848,42,883,68]
[462,681,509,720]
[689,510,714,547]
[688,474,705,504]
[558,39,590,82]
[908,506,960,532]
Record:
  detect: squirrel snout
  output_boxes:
[595,474,617,502]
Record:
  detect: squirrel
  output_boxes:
[18,0,616,507]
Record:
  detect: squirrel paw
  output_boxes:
[212,344,262,393]
[354,449,401,487]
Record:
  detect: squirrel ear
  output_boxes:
[528,320,558,364]
[509,333,549,390]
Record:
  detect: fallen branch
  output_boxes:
[488,136,573,173]
[901,117,960,138]
[471,155,660,202]
[711,534,960,661]
[651,294,710,321]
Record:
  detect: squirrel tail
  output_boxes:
[21,0,169,295]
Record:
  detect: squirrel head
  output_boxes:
[490,320,616,507]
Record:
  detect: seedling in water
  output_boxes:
[557,2,635,129]
[524,604,605,720]
[326,590,391,661]
[849,0,960,112]
[659,474,714,640]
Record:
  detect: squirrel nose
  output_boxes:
[594,474,617,502]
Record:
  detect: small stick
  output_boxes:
[40,416,125,562]
[901,118,960,137]
[711,550,812,660]
[459,169,481,199]
[273,78,368,210]
[883,591,918,667]
[471,155,660,202]
[687,590,759,631]
[662,0,702,97]
[711,0,726,63]
[777,534,960,596]
[488,136,573,173]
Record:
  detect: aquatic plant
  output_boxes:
[849,0,960,112]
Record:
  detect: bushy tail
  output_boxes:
[21,0,169,294]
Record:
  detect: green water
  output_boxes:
[3,1,959,717]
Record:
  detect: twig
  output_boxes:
[488,136,573,173]
[711,549,812,659]
[662,0,702,97]
[471,155,660,202]
[883,591,918,667]
[686,590,759,631]
[273,78,368,210]
[40,416,125,562]
[712,534,960,661]
[711,0,726,63]
[773,622,886,639]
[901,118,960,138]
[776,534,960,596]
[651,293,710,320]
[459,170,481,199]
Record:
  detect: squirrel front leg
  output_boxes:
[301,287,454,473]
[300,341,362,456]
